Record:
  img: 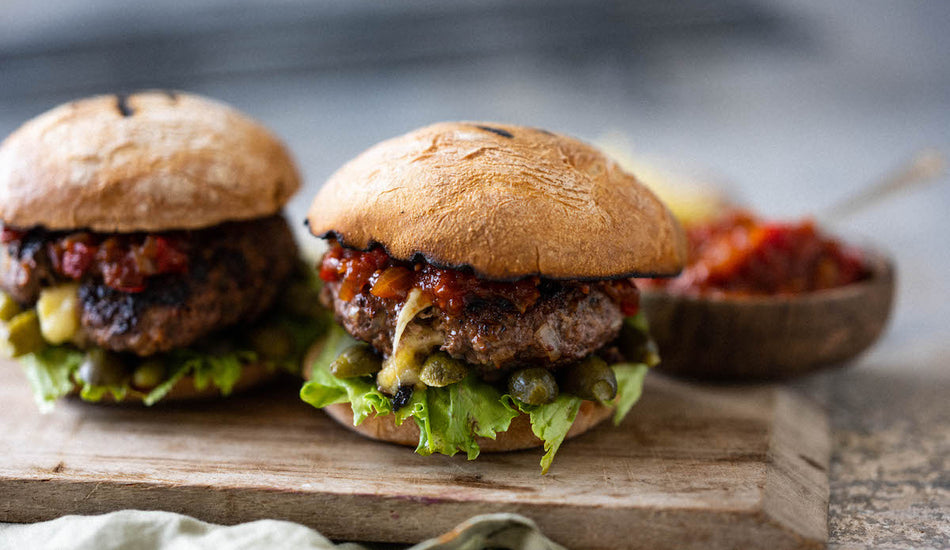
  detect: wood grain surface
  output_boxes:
[642,252,895,381]
[0,361,830,549]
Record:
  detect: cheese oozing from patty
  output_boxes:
[376,288,442,394]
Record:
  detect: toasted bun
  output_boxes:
[71,362,276,405]
[323,400,612,452]
[0,91,300,232]
[302,344,612,451]
[308,122,686,280]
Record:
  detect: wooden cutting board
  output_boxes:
[0,361,829,549]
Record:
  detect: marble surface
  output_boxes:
[0,1,947,548]
[794,334,949,549]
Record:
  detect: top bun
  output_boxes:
[0,91,300,232]
[308,122,686,280]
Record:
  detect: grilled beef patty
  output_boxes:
[0,230,58,305]
[0,215,297,355]
[321,280,623,374]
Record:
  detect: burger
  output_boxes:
[0,91,325,409]
[301,122,686,472]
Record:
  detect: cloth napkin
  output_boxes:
[0,511,565,550]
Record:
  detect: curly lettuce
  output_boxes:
[301,314,656,473]
[414,376,520,460]
[505,394,583,473]
[299,326,393,424]
[611,362,649,426]
[17,269,328,411]
[20,346,83,413]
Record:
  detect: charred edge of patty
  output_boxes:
[1,215,298,355]
[320,279,624,376]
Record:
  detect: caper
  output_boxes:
[132,360,166,390]
[2,310,44,358]
[508,367,559,405]
[249,326,296,360]
[77,348,129,387]
[560,356,617,403]
[0,292,21,322]
[418,352,468,387]
[329,343,382,378]
[618,321,661,366]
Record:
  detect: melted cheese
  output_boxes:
[36,284,80,345]
[377,289,442,394]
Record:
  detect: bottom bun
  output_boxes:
[322,396,613,452]
[71,362,277,404]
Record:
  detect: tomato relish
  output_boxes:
[641,210,867,295]
[319,243,640,316]
[2,226,189,293]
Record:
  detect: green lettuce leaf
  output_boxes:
[611,363,649,426]
[20,346,84,413]
[301,364,393,425]
[393,389,425,426]
[302,342,640,472]
[80,383,128,403]
[191,351,252,392]
[301,328,520,459]
[19,345,270,409]
[301,313,655,473]
[142,349,258,406]
[299,324,394,424]
[414,377,519,460]
[506,394,583,474]
[16,268,328,410]
[627,311,650,333]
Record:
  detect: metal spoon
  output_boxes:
[820,148,946,223]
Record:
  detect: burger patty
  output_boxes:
[322,280,623,374]
[0,215,297,355]
[0,230,57,305]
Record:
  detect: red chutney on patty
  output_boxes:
[640,210,868,296]
[1,226,189,293]
[319,243,640,316]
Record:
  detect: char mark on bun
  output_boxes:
[115,93,135,117]
[0,92,326,408]
[301,121,685,472]
[474,125,514,138]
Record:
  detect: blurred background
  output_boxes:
[2,1,948,544]
[3,0,948,357]
[2,1,947,221]
[3,0,947,330]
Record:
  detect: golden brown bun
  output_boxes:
[0,91,300,232]
[302,345,612,451]
[307,122,687,280]
[323,400,612,452]
[71,362,276,405]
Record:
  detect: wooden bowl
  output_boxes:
[640,251,896,380]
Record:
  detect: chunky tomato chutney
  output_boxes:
[319,242,640,316]
[641,210,868,295]
[2,227,189,293]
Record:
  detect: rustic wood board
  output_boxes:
[0,360,830,549]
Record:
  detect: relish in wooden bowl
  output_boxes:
[639,210,895,380]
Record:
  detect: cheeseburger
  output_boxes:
[301,122,686,472]
[0,92,325,409]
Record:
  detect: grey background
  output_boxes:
[1,1,947,547]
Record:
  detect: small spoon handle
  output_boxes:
[820,149,946,223]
